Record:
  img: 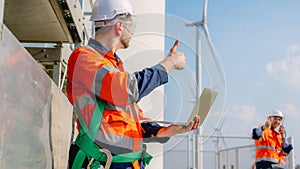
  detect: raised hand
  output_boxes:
[264,117,271,129]
[160,39,186,73]
[279,125,286,139]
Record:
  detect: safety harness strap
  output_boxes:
[72,149,87,169]
[88,98,106,140]
[75,133,153,164]
[72,98,106,169]
[71,98,152,169]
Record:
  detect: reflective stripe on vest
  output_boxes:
[256,145,277,151]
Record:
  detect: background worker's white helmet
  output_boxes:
[269,109,285,119]
[90,0,134,21]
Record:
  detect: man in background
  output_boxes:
[252,109,293,169]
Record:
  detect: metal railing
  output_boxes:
[164,135,295,169]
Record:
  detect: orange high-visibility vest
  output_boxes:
[67,46,148,168]
[255,127,287,165]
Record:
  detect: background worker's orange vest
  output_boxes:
[255,128,287,165]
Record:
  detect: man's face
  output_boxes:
[120,18,135,49]
[270,116,282,129]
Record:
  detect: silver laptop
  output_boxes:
[146,87,218,126]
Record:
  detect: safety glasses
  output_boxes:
[122,21,136,34]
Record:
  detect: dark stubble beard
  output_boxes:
[120,36,131,49]
[121,39,130,48]
[119,28,132,49]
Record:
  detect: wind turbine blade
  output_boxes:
[202,24,226,84]
[202,0,208,24]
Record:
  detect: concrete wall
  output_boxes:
[0,25,73,169]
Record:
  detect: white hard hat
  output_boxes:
[269,109,285,119]
[90,0,134,21]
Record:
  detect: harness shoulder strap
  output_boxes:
[72,98,105,169]
[89,98,106,140]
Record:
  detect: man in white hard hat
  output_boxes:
[252,109,293,169]
[67,0,200,169]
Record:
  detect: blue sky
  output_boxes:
[166,0,300,167]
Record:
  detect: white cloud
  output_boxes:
[282,103,300,118]
[228,103,300,127]
[266,44,300,88]
[231,105,262,124]
[288,44,300,54]
[222,105,262,136]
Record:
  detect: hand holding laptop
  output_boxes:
[156,115,200,137]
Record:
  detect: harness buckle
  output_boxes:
[87,148,112,169]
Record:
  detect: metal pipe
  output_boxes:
[193,134,196,169]
[287,137,295,169]
[215,151,219,169]
[60,66,67,91]
[185,22,203,169]
[167,149,215,153]
[196,22,202,98]
[197,127,203,169]
[218,151,222,169]
[174,134,251,139]
[196,25,203,169]
[218,144,254,152]
[235,149,240,169]
[200,135,251,139]
[188,134,191,169]
[226,151,230,169]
